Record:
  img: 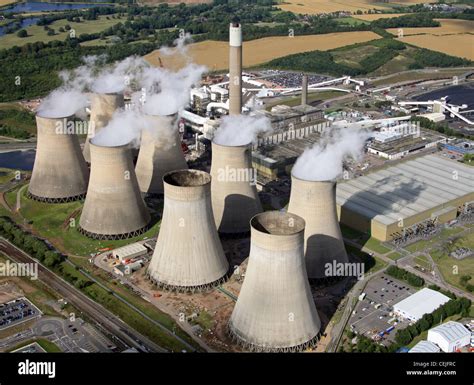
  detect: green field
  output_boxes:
[7,338,62,353]
[363,237,391,254]
[14,185,161,256]
[0,15,125,49]
[430,231,474,291]
[265,90,345,110]
[386,252,403,261]
[346,244,387,274]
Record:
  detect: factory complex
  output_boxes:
[336,154,474,242]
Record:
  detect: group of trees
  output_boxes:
[0,108,35,139]
[0,216,64,269]
[459,275,474,293]
[386,265,425,287]
[394,296,472,346]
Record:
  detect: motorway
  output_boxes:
[0,238,167,352]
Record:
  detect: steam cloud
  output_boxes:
[213,115,272,146]
[37,89,89,119]
[91,109,144,147]
[292,127,370,181]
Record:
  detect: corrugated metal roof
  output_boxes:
[393,288,450,320]
[409,340,440,353]
[428,321,471,343]
[337,154,474,225]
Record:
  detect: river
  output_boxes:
[2,1,112,13]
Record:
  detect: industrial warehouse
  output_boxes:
[336,154,474,242]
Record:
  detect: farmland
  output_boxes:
[276,0,427,15]
[353,13,408,21]
[0,15,126,50]
[387,19,474,36]
[388,19,474,61]
[144,31,381,71]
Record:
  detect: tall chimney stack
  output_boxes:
[229,211,321,352]
[301,74,308,106]
[287,176,348,281]
[229,22,242,115]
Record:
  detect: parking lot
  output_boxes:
[349,275,415,344]
[0,298,41,330]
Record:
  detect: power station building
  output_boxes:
[229,211,321,352]
[28,114,89,203]
[337,154,474,242]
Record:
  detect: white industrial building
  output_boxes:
[392,288,450,322]
[409,340,441,353]
[112,243,148,262]
[427,321,471,352]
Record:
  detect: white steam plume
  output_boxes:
[160,32,193,57]
[213,115,272,146]
[91,108,144,147]
[142,63,207,115]
[292,127,370,181]
[37,89,89,119]
[92,56,148,94]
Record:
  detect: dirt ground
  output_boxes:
[132,234,354,352]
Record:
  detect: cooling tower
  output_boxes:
[301,74,308,106]
[229,22,242,116]
[135,113,188,196]
[147,170,229,292]
[83,93,124,163]
[229,211,321,352]
[79,142,151,240]
[287,175,348,280]
[28,114,89,203]
[210,141,262,234]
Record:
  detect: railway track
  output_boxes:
[0,238,167,353]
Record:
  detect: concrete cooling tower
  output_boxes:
[287,175,348,280]
[229,22,242,116]
[210,142,262,234]
[147,170,229,292]
[135,114,188,196]
[79,142,151,240]
[28,114,89,203]
[229,211,321,352]
[83,93,124,163]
